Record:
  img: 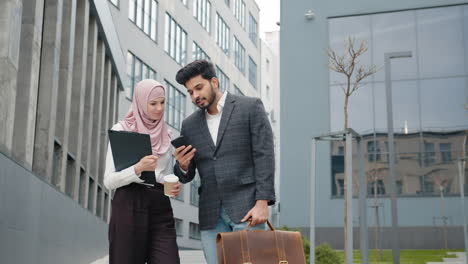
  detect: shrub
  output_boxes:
[315,243,342,264]
[279,226,341,264]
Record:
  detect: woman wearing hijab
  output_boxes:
[104,79,180,264]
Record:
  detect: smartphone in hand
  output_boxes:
[171,136,188,148]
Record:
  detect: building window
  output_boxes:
[193,0,211,33]
[189,222,201,240]
[216,13,230,55]
[336,179,344,196]
[234,36,245,74]
[216,66,230,92]
[419,175,434,194]
[367,180,386,195]
[109,0,119,8]
[248,56,257,88]
[193,41,210,61]
[174,184,184,201]
[129,0,158,41]
[424,142,436,167]
[224,0,230,7]
[164,80,186,130]
[127,52,158,99]
[384,141,398,163]
[266,85,270,99]
[234,0,245,28]
[233,84,244,96]
[440,143,452,164]
[175,218,183,237]
[367,141,381,162]
[181,0,187,6]
[338,146,344,155]
[190,174,201,206]
[396,180,403,195]
[266,58,270,71]
[248,13,258,46]
[171,155,184,201]
[165,13,187,65]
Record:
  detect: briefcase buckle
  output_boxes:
[279,261,288,264]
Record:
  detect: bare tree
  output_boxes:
[327,37,379,257]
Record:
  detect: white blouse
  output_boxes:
[103,123,173,191]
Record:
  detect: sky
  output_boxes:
[255,0,280,38]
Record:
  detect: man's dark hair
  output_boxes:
[175,60,217,86]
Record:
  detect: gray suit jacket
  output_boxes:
[174,93,275,230]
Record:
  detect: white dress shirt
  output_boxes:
[205,91,227,145]
[103,123,173,190]
[179,92,227,174]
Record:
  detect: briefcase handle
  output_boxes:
[244,219,275,231]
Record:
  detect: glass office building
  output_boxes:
[281,1,468,249]
[329,5,468,198]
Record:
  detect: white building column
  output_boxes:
[12,0,44,169]
[0,0,22,156]
[54,0,77,191]
[33,0,63,181]
[68,0,89,200]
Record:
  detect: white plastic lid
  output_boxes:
[163,174,179,182]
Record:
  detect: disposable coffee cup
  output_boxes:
[163,175,179,197]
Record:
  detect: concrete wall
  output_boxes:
[0,152,108,264]
[0,0,128,260]
[280,0,468,248]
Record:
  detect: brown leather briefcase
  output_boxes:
[216,220,306,264]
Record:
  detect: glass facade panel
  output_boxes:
[175,218,183,237]
[417,6,464,78]
[234,36,245,74]
[216,66,230,92]
[189,222,201,240]
[216,13,230,55]
[234,0,245,28]
[248,56,257,88]
[420,78,466,130]
[129,0,158,41]
[233,84,244,96]
[165,80,186,130]
[248,13,257,46]
[329,84,373,134]
[329,5,468,197]
[190,174,201,206]
[328,15,371,85]
[193,0,211,33]
[193,41,210,61]
[371,11,417,82]
[165,13,187,65]
[127,52,157,100]
[129,0,136,21]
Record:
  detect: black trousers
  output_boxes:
[108,183,180,264]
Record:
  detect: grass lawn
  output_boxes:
[335,249,464,264]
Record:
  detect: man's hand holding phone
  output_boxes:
[171,136,196,171]
[174,145,196,171]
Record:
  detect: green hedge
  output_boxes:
[279,226,342,264]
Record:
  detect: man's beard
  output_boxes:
[195,83,217,110]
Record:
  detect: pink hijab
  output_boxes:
[119,79,171,156]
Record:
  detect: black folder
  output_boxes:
[108,130,156,186]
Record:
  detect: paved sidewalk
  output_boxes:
[179,250,207,264]
[88,250,207,264]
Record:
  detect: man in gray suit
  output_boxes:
[173,60,275,264]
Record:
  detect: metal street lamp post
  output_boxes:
[384,51,412,264]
